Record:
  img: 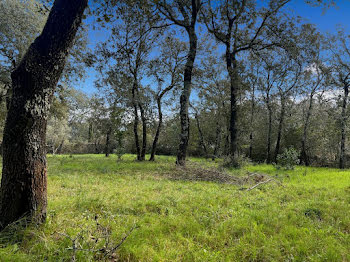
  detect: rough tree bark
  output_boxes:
[176,26,197,165]
[157,0,201,166]
[0,0,88,230]
[339,84,349,169]
[227,51,239,161]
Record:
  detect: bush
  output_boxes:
[113,147,125,161]
[221,154,251,169]
[275,147,299,170]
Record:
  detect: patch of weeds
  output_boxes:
[304,208,322,221]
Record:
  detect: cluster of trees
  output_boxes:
[39,0,350,170]
[0,0,346,229]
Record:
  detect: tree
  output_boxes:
[147,35,185,161]
[243,54,261,159]
[202,0,291,166]
[273,58,301,162]
[95,2,161,161]
[197,55,230,159]
[327,29,350,169]
[157,0,203,166]
[300,58,325,166]
[0,0,88,230]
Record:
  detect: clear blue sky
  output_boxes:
[76,0,350,95]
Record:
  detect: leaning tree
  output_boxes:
[0,0,88,230]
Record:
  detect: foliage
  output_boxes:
[221,154,252,169]
[275,147,300,170]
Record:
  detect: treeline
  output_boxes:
[32,1,347,169]
[1,0,348,168]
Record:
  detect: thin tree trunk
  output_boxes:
[339,85,349,169]
[300,94,314,166]
[274,97,286,162]
[150,83,175,161]
[176,27,197,166]
[57,139,64,154]
[249,85,255,159]
[94,139,100,154]
[0,0,87,230]
[105,126,111,157]
[266,96,273,163]
[139,102,147,161]
[150,98,162,161]
[132,81,141,161]
[88,123,93,142]
[194,112,207,156]
[212,119,221,161]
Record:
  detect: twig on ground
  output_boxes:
[105,225,139,257]
[246,172,285,187]
[246,178,273,191]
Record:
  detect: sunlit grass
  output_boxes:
[1,154,350,261]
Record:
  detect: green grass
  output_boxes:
[1,154,350,261]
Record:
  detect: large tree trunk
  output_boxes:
[266,96,273,163]
[0,0,87,230]
[227,51,239,162]
[150,98,162,161]
[274,97,286,162]
[139,102,147,161]
[300,94,314,166]
[339,85,349,169]
[131,81,141,161]
[176,27,197,166]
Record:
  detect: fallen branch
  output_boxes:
[246,178,273,191]
[246,172,285,187]
[105,225,139,257]
[57,222,139,261]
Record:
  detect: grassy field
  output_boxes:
[0,154,350,261]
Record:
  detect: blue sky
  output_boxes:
[75,0,350,95]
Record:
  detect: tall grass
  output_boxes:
[0,155,349,261]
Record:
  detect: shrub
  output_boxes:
[275,147,299,170]
[113,147,125,161]
[221,154,251,169]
